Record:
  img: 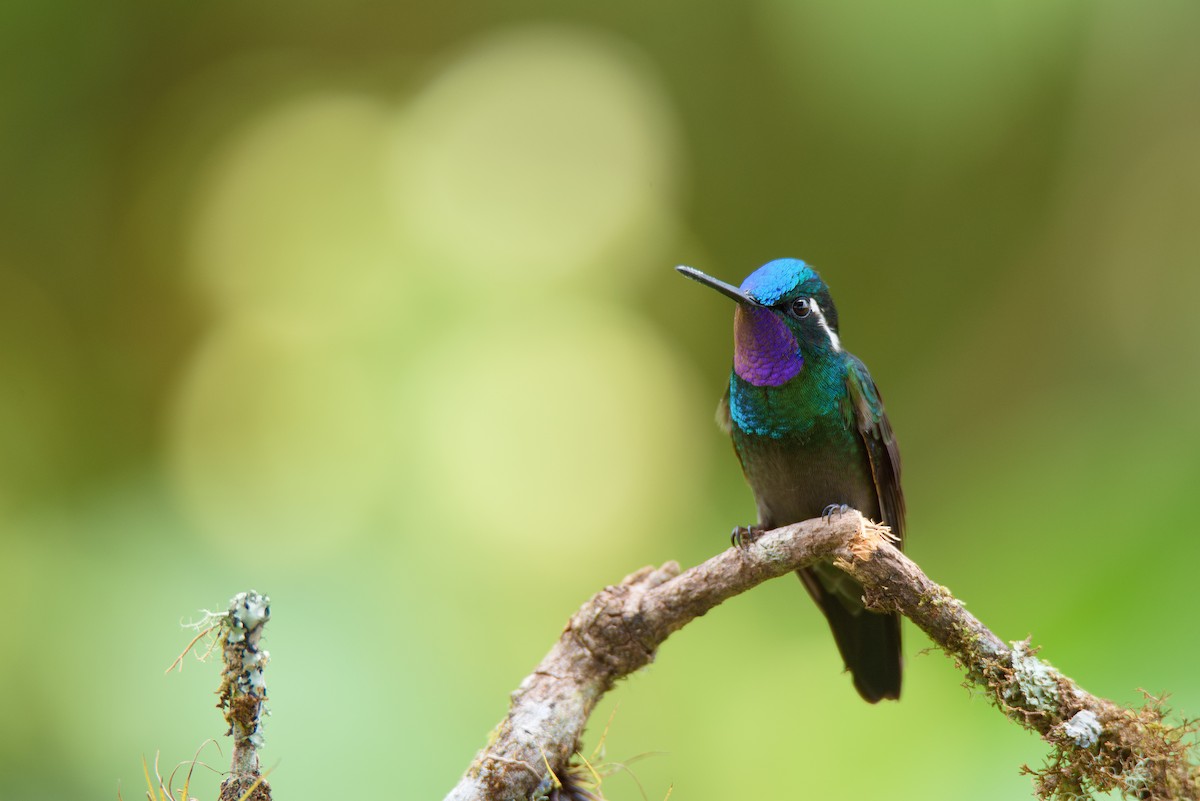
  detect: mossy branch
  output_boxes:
[216,591,273,801]
[443,511,1198,801]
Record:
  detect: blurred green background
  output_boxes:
[2,1,1199,799]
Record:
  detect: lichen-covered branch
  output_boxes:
[216,590,272,801]
[444,512,1198,801]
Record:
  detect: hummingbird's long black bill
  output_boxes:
[675,265,761,306]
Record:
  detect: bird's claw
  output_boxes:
[821,503,851,523]
[730,525,765,549]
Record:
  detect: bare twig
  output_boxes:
[444,511,1198,801]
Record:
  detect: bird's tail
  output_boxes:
[797,566,902,703]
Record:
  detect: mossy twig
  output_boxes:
[215,590,272,801]
[444,512,1198,801]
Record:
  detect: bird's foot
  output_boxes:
[822,503,851,523]
[730,525,765,549]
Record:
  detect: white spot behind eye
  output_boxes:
[810,302,841,352]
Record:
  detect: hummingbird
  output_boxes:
[677,258,904,702]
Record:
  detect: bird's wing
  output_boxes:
[843,355,905,545]
[715,386,733,435]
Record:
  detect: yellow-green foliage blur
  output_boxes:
[2,2,1198,799]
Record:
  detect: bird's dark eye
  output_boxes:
[790,298,813,318]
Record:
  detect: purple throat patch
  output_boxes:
[733,306,803,386]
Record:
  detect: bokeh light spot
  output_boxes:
[386,25,680,284]
[403,301,703,559]
[189,92,406,331]
[168,315,384,558]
